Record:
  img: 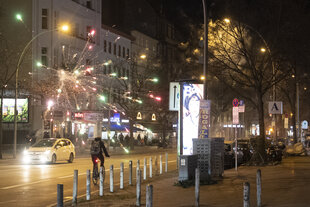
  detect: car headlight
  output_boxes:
[23,150,29,155]
[44,150,50,155]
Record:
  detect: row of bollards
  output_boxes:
[57,153,169,207]
[243,169,262,207]
[192,168,262,207]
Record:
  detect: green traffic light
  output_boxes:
[153,78,158,83]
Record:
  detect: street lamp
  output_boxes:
[13,19,69,158]
[202,0,208,100]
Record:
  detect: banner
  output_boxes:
[198,99,211,138]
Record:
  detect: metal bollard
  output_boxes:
[195,168,200,207]
[110,165,114,193]
[137,159,140,170]
[160,155,163,174]
[165,153,168,172]
[136,169,141,206]
[256,169,262,207]
[155,156,158,175]
[129,160,133,185]
[120,162,124,189]
[72,170,78,204]
[99,166,104,196]
[243,182,250,207]
[149,157,153,178]
[146,184,153,207]
[57,184,63,207]
[86,169,91,200]
[143,158,147,180]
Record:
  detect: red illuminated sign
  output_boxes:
[74,112,84,119]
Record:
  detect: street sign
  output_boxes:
[238,105,245,113]
[198,100,211,138]
[232,98,239,107]
[169,82,180,111]
[232,107,239,124]
[268,101,283,114]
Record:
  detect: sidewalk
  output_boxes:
[68,156,310,207]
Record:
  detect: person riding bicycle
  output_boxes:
[90,137,110,167]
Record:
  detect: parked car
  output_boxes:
[224,141,243,169]
[23,138,75,164]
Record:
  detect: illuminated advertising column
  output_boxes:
[182,83,204,155]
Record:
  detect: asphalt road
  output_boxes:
[0,150,177,207]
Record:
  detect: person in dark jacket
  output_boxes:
[90,137,110,167]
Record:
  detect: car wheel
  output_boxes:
[68,153,74,163]
[51,154,57,164]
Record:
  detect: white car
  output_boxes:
[23,138,75,164]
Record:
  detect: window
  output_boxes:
[104,40,107,52]
[126,48,129,59]
[108,65,111,74]
[117,67,121,77]
[86,26,91,34]
[41,56,47,67]
[103,65,107,75]
[42,47,47,55]
[42,9,48,29]
[122,47,125,58]
[86,1,92,9]
[74,23,79,37]
[108,42,111,53]
[118,45,121,57]
[113,44,116,55]
[41,47,48,66]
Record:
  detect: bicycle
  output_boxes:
[92,158,105,185]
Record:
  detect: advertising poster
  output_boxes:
[2,98,28,122]
[182,83,204,155]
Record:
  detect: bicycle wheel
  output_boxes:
[92,163,99,185]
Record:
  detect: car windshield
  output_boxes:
[32,139,57,147]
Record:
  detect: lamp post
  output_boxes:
[202,0,208,100]
[13,18,69,158]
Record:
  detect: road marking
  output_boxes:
[0,179,49,190]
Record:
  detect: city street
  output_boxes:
[0,149,177,207]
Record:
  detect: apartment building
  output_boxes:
[0,0,133,143]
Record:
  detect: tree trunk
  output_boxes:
[256,90,266,162]
[0,87,3,159]
[162,117,167,148]
[129,119,134,150]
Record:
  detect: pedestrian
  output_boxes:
[119,133,124,144]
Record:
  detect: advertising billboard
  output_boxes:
[2,98,28,122]
[182,83,204,155]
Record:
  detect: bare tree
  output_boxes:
[208,19,289,161]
